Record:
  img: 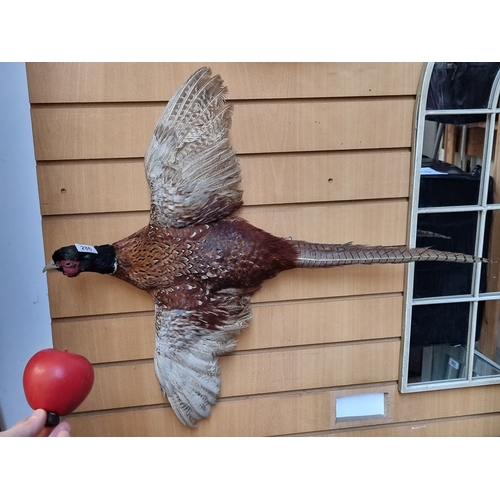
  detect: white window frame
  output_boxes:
[400,62,500,393]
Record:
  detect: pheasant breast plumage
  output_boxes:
[44,67,488,427]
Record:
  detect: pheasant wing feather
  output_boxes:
[145,67,242,228]
[153,292,252,427]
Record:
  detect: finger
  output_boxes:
[0,409,47,437]
[49,421,71,437]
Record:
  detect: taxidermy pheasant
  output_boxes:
[43,67,487,427]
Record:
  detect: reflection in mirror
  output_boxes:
[414,211,483,298]
[401,63,500,392]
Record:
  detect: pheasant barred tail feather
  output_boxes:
[293,241,489,267]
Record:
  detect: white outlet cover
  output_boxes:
[336,392,385,419]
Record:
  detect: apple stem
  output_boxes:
[46,412,60,427]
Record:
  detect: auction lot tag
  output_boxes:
[75,243,98,254]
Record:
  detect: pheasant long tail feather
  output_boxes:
[293,241,488,268]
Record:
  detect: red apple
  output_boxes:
[23,348,94,422]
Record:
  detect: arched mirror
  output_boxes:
[400,62,500,392]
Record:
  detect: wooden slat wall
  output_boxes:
[27,62,500,436]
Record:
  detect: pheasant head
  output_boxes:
[43,244,117,278]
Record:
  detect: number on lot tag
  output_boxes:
[75,243,98,254]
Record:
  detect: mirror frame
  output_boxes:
[400,62,500,393]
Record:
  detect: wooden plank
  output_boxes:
[74,340,400,413]
[30,98,415,161]
[42,200,409,257]
[444,124,458,164]
[37,160,150,216]
[241,150,410,207]
[325,414,500,436]
[53,295,403,363]
[53,312,155,364]
[65,391,334,437]
[37,150,411,216]
[26,62,423,103]
[64,382,500,436]
[45,274,153,318]
[465,125,488,158]
[46,262,405,319]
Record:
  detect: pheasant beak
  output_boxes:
[42,260,59,273]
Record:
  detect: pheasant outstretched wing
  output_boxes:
[145,67,242,228]
[153,291,252,427]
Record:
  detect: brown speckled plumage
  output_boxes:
[45,67,488,427]
[112,218,298,313]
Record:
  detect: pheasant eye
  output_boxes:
[58,260,78,269]
[57,259,81,277]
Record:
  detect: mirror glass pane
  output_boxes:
[408,302,472,383]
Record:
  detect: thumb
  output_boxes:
[0,409,47,437]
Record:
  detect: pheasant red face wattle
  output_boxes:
[57,259,80,277]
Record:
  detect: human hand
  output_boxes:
[0,409,71,437]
